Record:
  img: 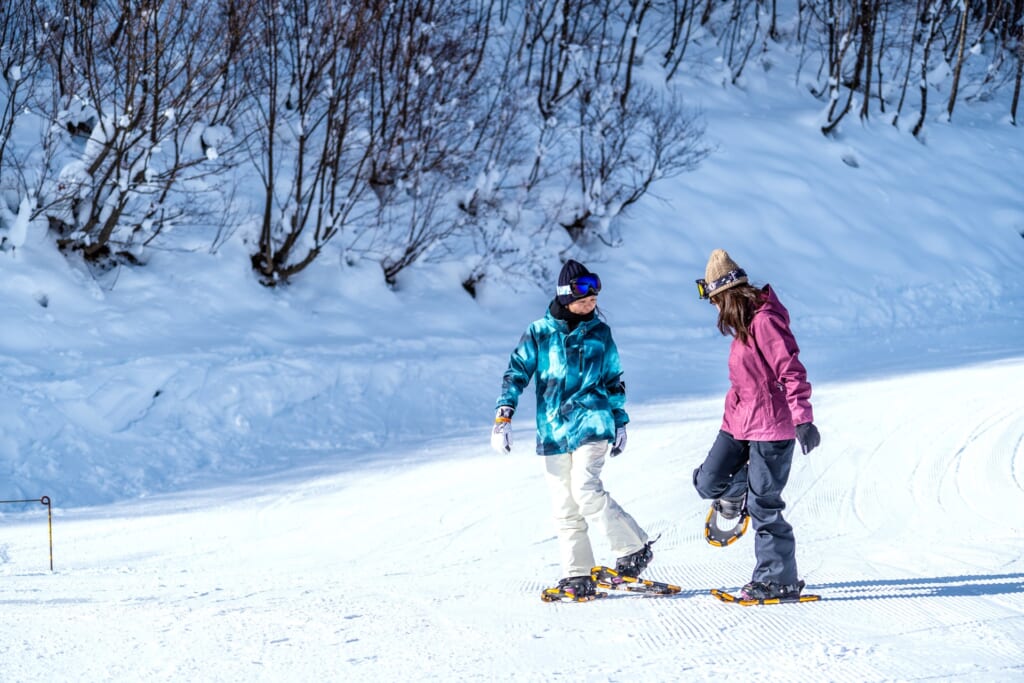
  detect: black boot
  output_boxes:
[714,496,745,520]
[614,538,655,577]
[557,575,597,599]
[741,579,805,600]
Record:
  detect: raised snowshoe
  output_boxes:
[704,496,749,547]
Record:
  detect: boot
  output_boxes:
[740,579,805,600]
[713,496,745,520]
[557,575,597,599]
[614,539,655,577]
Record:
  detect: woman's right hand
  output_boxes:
[491,406,514,453]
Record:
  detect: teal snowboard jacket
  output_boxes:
[496,303,629,455]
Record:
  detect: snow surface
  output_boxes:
[2,47,1024,683]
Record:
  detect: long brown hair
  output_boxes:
[712,284,764,344]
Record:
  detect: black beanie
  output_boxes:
[556,259,591,306]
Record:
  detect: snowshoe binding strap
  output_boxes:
[590,565,681,595]
[541,586,606,602]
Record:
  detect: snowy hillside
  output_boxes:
[1,11,1024,681]
[2,70,1021,507]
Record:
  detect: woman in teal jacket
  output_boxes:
[491,260,653,600]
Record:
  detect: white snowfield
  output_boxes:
[2,357,1022,682]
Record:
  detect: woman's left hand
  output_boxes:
[795,422,821,454]
[610,426,627,457]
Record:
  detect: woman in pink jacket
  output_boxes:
[692,249,821,601]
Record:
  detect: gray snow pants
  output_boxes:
[692,430,799,586]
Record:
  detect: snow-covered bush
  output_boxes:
[3,0,1021,286]
[2,0,248,263]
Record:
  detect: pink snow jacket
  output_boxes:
[721,285,813,441]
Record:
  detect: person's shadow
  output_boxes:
[808,573,1024,600]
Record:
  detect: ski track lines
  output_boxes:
[1013,427,1024,496]
[945,406,1024,523]
[843,364,1024,541]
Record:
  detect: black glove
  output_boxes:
[795,422,820,455]
[610,426,627,457]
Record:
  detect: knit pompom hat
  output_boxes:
[556,259,592,306]
[704,249,748,297]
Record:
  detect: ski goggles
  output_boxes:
[696,269,747,300]
[556,273,602,299]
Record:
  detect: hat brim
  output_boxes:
[708,277,748,298]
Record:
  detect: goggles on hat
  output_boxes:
[557,273,602,299]
[696,269,746,300]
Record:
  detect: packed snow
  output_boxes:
[2,32,1024,683]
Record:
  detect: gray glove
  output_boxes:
[795,422,820,455]
[610,426,627,457]
[490,406,514,454]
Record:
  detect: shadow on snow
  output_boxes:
[809,573,1024,601]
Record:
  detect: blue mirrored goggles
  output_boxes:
[557,273,602,299]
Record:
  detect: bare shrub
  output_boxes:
[38,0,250,262]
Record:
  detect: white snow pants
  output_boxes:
[543,440,648,578]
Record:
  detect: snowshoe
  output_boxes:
[711,579,820,606]
[704,497,749,547]
[591,565,681,596]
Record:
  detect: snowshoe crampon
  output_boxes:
[704,501,750,547]
[540,587,607,603]
[591,566,681,596]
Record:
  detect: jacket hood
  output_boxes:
[758,284,790,324]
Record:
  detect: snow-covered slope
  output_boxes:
[2,358,1022,681]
